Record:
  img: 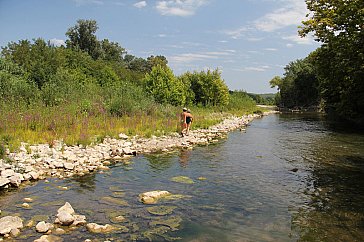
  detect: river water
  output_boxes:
[1,113,364,241]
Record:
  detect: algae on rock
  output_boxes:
[170,176,194,184]
[147,206,177,216]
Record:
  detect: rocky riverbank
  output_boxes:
[0,112,277,190]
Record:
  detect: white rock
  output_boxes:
[0,177,10,187]
[118,133,129,140]
[36,221,53,233]
[0,216,23,235]
[34,235,63,242]
[57,202,75,215]
[63,162,74,170]
[56,211,74,226]
[1,169,15,178]
[29,171,40,180]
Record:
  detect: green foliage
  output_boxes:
[144,65,186,106]
[248,93,276,105]
[226,90,257,113]
[270,57,319,108]
[182,69,230,106]
[66,19,101,59]
[100,39,126,62]
[298,0,364,121]
[0,58,40,105]
[105,82,155,116]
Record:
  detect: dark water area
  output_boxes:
[1,113,364,241]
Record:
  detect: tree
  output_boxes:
[189,69,229,106]
[144,65,186,106]
[147,55,168,72]
[100,39,126,62]
[299,0,364,121]
[66,19,101,59]
[269,76,282,91]
[270,58,319,108]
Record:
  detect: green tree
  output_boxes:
[100,39,126,62]
[144,65,185,106]
[147,55,168,72]
[66,19,101,59]
[270,58,319,108]
[299,0,364,121]
[189,69,229,106]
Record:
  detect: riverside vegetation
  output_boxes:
[0,19,264,156]
[269,0,363,125]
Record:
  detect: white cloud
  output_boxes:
[282,34,313,45]
[264,48,278,51]
[169,50,234,64]
[134,1,147,8]
[156,0,209,17]
[224,27,248,39]
[253,0,307,32]
[72,0,104,6]
[158,33,167,37]
[49,38,65,47]
[233,66,270,72]
[169,53,218,63]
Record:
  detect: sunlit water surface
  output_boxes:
[1,114,364,241]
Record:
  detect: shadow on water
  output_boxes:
[286,114,364,241]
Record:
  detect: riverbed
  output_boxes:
[1,113,363,241]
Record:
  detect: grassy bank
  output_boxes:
[0,103,263,152]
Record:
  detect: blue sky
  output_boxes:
[0,0,320,93]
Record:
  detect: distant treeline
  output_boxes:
[270,0,363,124]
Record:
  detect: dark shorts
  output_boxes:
[186,117,192,124]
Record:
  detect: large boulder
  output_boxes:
[0,216,23,235]
[139,190,170,204]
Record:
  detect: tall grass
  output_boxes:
[0,99,262,151]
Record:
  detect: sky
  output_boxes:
[0,0,320,94]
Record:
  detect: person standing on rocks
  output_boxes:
[186,109,193,136]
[180,107,188,137]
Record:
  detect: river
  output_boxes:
[1,113,363,241]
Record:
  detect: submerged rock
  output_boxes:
[34,234,63,242]
[149,216,182,231]
[147,206,177,216]
[0,216,23,235]
[86,223,118,233]
[170,176,194,184]
[139,191,171,204]
[100,196,129,206]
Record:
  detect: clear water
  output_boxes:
[1,113,364,241]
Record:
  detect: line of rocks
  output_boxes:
[0,112,275,190]
[0,202,123,240]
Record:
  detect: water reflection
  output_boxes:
[178,149,191,168]
[144,153,175,172]
[70,172,97,192]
